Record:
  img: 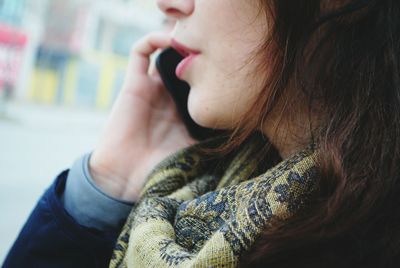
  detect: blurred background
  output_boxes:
[0,0,163,262]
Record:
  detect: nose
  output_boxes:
[157,0,194,19]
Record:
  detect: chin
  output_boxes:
[187,95,217,128]
[188,103,212,128]
[187,85,234,129]
[188,101,233,130]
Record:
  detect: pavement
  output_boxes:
[0,100,108,263]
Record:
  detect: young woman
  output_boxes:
[4,0,400,267]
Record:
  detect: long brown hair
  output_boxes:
[233,0,400,267]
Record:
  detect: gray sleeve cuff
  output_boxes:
[62,153,134,231]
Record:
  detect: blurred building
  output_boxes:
[0,0,25,25]
[0,0,29,99]
[28,0,163,109]
[0,0,163,109]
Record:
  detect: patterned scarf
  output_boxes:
[110,134,318,267]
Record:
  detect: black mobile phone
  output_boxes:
[156,47,218,140]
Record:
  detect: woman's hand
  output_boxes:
[89,33,195,202]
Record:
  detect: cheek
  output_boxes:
[186,80,225,128]
[186,48,263,129]
[187,67,259,129]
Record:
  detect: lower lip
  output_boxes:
[176,54,199,79]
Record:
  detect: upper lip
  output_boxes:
[171,38,200,57]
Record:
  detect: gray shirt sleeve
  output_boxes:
[61,153,134,231]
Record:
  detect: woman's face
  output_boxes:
[157,0,267,129]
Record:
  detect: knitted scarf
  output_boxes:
[109,134,318,268]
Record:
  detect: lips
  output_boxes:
[171,39,201,57]
[171,39,200,78]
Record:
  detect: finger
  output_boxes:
[148,49,161,76]
[129,32,171,74]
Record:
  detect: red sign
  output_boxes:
[0,24,27,47]
[0,24,28,89]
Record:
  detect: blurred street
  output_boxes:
[0,0,162,266]
[0,101,108,262]
[0,0,161,263]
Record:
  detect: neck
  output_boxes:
[262,116,313,160]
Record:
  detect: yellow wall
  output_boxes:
[63,59,78,105]
[29,51,128,109]
[29,68,58,104]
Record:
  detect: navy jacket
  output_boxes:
[2,170,119,268]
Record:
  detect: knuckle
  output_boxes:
[130,35,152,55]
[129,45,138,57]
